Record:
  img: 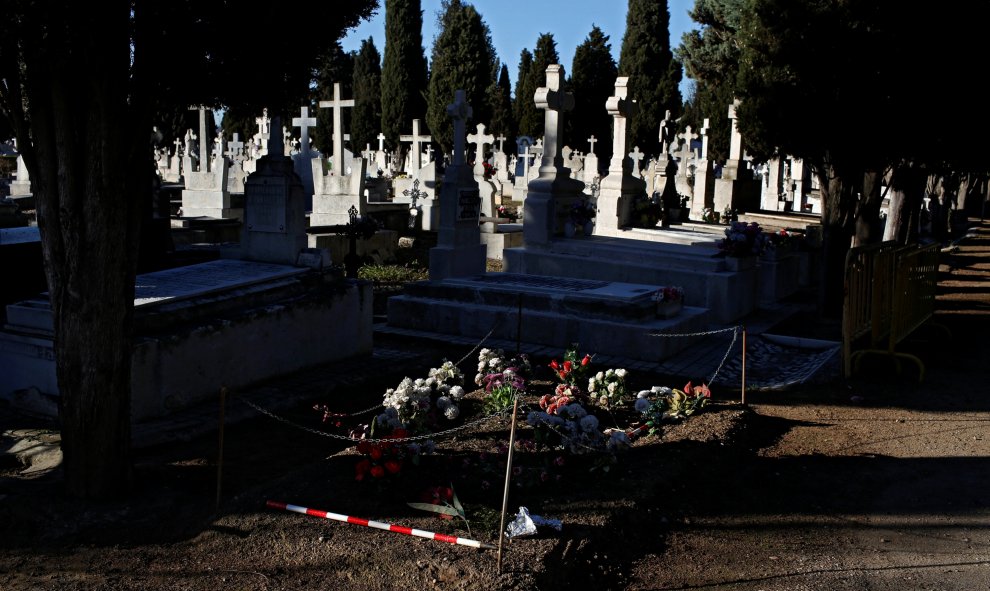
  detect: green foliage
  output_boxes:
[351,37,383,154]
[381,0,429,152]
[568,25,617,170]
[618,0,682,157]
[515,34,560,139]
[512,49,536,138]
[313,43,355,156]
[357,263,428,283]
[408,483,471,536]
[487,63,515,153]
[426,0,498,154]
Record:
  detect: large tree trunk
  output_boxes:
[817,158,857,319]
[14,3,145,498]
[851,168,885,247]
[883,163,926,244]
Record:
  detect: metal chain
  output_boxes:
[647,325,740,338]
[240,397,512,445]
[707,325,740,384]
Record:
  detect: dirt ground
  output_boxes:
[1,219,989,591]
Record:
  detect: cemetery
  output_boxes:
[2,0,989,589]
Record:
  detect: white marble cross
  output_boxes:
[606,77,637,175]
[400,118,432,175]
[225,133,244,159]
[254,108,271,152]
[292,106,317,156]
[173,137,182,157]
[377,132,386,152]
[318,83,355,171]
[700,117,711,161]
[446,90,473,166]
[496,134,506,153]
[587,135,597,156]
[628,146,644,178]
[534,64,574,173]
[678,126,698,162]
[467,123,494,177]
[425,143,434,162]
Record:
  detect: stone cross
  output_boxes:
[400,118,432,175]
[678,126,698,160]
[212,134,224,162]
[446,90,472,166]
[628,146,644,178]
[700,117,711,161]
[377,132,386,152]
[676,129,695,176]
[534,65,573,174]
[225,133,244,159]
[467,123,494,177]
[402,178,428,229]
[188,105,210,171]
[517,136,533,180]
[318,83,355,172]
[173,137,182,157]
[292,106,317,156]
[255,108,271,152]
[496,134,506,153]
[587,135,598,156]
[606,78,638,176]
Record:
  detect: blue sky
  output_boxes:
[341,0,697,95]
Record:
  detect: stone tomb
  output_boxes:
[0,259,372,421]
[386,273,707,363]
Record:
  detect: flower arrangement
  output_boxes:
[526,402,631,459]
[763,228,802,253]
[482,161,495,180]
[378,360,466,435]
[353,429,434,482]
[496,204,519,222]
[635,380,713,435]
[717,221,769,257]
[569,199,597,226]
[588,368,631,410]
[701,207,720,224]
[652,286,684,304]
[548,345,593,385]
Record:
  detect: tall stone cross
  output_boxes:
[292,107,316,156]
[318,83,355,172]
[173,137,182,157]
[466,123,494,177]
[188,105,210,171]
[727,99,743,161]
[700,117,711,161]
[225,133,244,160]
[496,134,506,153]
[377,132,386,152]
[587,135,598,156]
[628,146,644,178]
[446,90,472,166]
[534,64,573,175]
[400,119,432,175]
[605,77,637,175]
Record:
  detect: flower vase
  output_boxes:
[724,255,757,272]
[564,221,576,238]
[655,300,683,319]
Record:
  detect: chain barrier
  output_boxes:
[647,325,742,385]
[706,325,740,385]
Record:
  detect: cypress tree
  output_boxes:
[618,0,683,157]
[488,63,515,154]
[313,43,354,156]
[381,0,429,152]
[425,0,497,155]
[517,33,560,140]
[569,25,618,171]
[351,37,383,156]
[513,48,535,138]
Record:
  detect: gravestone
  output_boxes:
[188,105,212,172]
[583,135,600,185]
[225,133,247,193]
[427,90,487,280]
[593,76,646,237]
[180,145,236,220]
[241,117,309,265]
[714,99,760,213]
[674,126,698,202]
[467,122,497,221]
[394,119,439,230]
[291,105,319,205]
[690,117,715,221]
[512,135,534,203]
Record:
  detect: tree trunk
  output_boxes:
[851,168,885,247]
[883,163,926,244]
[817,159,857,319]
[12,3,145,498]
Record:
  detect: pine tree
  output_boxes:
[516,33,560,140]
[488,63,515,154]
[618,0,683,157]
[569,25,618,172]
[351,37,383,156]
[381,0,429,152]
[425,0,497,155]
[313,43,355,156]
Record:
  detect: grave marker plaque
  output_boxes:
[246,183,287,233]
[457,188,480,222]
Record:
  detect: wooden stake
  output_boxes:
[497,397,520,573]
[516,293,523,355]
[216,386,228,512]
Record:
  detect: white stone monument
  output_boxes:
[594,77,646,237]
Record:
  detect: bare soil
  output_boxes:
[2,220,989,591]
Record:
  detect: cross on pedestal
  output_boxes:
[466,123,494,177]
[587,135,597,156]
[255,107,271,155]
[225,133,244,159]
[605,77,637,174]
[628,146,644,178]
[212,134,225,162]
[678,126,698,164]
[377,132,386,152]
[319,83,355,172]
[425,143,434,162]
[517,136,533,179]
[446,90,473,166]
[496,134,506,153]
[400,119,432,175]
[534,64,574,174]
[292,107,316,155]
[173,137,182,157]
[402,178,428,229]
